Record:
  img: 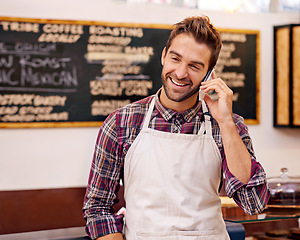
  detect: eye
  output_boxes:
[171,56,180,62]
[189,64,200,71]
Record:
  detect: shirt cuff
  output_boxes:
[223,156,266,198]
[223,157,270,215]
[85,213,124,239]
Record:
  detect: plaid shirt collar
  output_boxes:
[154,89,202,123]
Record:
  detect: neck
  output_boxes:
[159,88,198,112]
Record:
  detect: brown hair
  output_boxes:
[165,16,222,70]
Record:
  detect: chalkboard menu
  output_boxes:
[0,17,259,128]
[216,29,259,124]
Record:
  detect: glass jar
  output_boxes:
[267,168,300,206]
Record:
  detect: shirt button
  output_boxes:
[248,198,253,203]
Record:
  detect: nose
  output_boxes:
[175,63,188,79]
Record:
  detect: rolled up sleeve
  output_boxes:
[221,114,270,215]
[223,156,270,215]
[83,112,124,239]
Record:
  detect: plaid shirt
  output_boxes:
[83,92,270,239]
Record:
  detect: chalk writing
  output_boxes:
[0,21,39,33]
[0,94,35,105]
[124,46,154,55]
[0,42,57,55]
[90,79,152,96]
[101,61,141,75]
[216,35,246,95]
[0,93,68,122]
[0,69,15,85]
[19,55,71,69]
[19,106,53,115]
[0,106,18,115]
[0,54,78,88]
[20,66,78,87]
[120,80,152,96]
[87,44,123,53]
[90,80,119,96]
[14,42,56,53]
[89,26,143,37]
[220,32,247,42]
[87,25,154,118]
[91,99,131,116]
[33,95,67,106]
[0,55,13,67]
[88,36,132,45]
[37,23,84,43]
[219,72,245,87]
[1,112,68,122]
[42,24,83,35]
[38,33,81,43]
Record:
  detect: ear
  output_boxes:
[161,47,166,65]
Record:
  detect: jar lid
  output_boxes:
[268,168,300,183]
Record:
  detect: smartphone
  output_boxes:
[202,68,214,83]
[199,69,214,100]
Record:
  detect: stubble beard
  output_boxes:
[161,73,200,103]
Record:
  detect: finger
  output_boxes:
[201,79,224,92]
[202,78,230,93]
[211,69,217,79]
[217,78,230,90]
[201,80,233,100]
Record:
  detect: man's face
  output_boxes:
[160,33,212,108]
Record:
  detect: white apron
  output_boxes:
[124,98,229,240]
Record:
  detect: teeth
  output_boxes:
[170,77,185,86]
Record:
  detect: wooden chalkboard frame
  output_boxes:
[273,24,300,128]
[0,17,259,128]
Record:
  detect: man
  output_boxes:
[83,16,270,240]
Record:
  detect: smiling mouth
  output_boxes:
[170,77,188,87]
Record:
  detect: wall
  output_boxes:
[0,0,300,192]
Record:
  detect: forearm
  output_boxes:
[97,233,123,240]
[219,119,251,184]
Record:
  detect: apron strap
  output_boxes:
[141,97,155,130]
[143,98,213,137]
[198,100,213,136]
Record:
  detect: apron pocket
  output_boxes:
[135,230,220,240]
